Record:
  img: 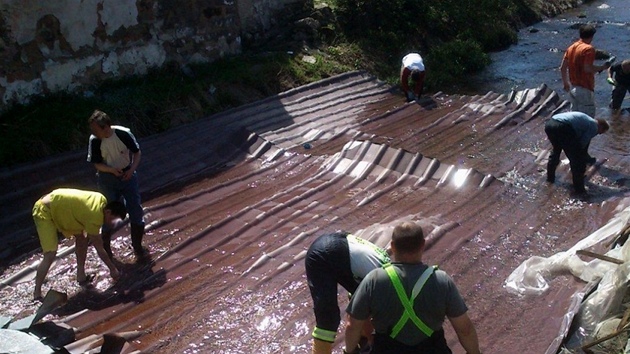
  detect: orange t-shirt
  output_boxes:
[564,40,596,91]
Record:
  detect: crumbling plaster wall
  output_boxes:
[0,0,306,108]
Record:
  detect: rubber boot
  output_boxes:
[573,172,586,194]
[101,229,114,260]
[130,223,146,257]
[312,339,333,354]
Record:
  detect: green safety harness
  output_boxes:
[383,263,438,339]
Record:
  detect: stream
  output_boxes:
[470,0,630,118]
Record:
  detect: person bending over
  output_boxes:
[32,188,126,300]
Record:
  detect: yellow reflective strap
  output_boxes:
[383,263,435,338]
[312,326,337,342]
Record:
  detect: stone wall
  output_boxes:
[0,0,307,109]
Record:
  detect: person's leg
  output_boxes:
[75,234,89,282]
[32,200,59,300]
[413,71,426,97]
[564,140,588,193]
[97,172,120,204]
[305,233,349,352]
[571,86,596,117]
[544,120,563,183]
[34,251,56,300]
[611,84,626,112]
[122,173,146,256]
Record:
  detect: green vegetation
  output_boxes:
[0,51,355,167]
[0,0,541,168]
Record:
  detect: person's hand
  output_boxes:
[110,167,123,177]
[121,169,133,181]
[599,61,613,74]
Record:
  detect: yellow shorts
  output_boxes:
[32,200,59,253]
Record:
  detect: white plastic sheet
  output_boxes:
[505,199,630,352]
[505,202,630,296]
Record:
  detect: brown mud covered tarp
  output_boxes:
[2,71,630,353]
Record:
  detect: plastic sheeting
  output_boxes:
[505,199,630,352]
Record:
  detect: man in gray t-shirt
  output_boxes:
[344,222,481,354]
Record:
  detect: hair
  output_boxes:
[105,200,127,220]
[622,60,630,71]
[391,222,425,254]
[579,24,597,39]
[596,118,610,133]
[411,69,422,82]
[88,109,112,128]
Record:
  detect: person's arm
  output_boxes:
[414,71,426,97]
[122,149,141,181]
[608,66,614,80]
[400,67,411,95]
[583,49,610,74]
[560,56,570,92]
[344,314,365,353]
[449,312,481,354]
[586,61,611,74]
[93,162,123,177]
[87,233,120,280]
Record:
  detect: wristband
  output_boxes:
[343,347,360,354]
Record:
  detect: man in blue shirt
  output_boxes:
[544,111,609,193]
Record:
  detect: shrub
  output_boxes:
[425,40,491,88]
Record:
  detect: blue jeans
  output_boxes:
[97,171,144,228]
